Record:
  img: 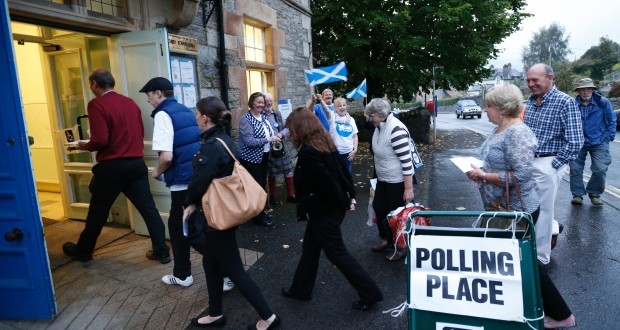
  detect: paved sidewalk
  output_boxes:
[2,140,420,330]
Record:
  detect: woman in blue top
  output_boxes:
[466,84,576,329]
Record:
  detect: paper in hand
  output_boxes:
[450,156,484,173]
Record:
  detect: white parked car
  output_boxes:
[455,100,482,119]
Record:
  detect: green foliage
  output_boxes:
[573,37,620,80]
[553,61,581,94]
[521,23,571,70]
[311,0,529,101]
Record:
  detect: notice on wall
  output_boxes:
[180,60,195,84]
[409,235,524,322]
[171,59,181,84]
[278,99,292,122]
[182,86,197,109]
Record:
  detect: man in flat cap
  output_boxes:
[569,78,616,206]
[140,77,235,291]
[63,69,171,264]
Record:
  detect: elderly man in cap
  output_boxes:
[569,78,616,206]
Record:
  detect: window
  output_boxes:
[243,21,274,99]
[86,0,123,16]
[244,23,265,63]
[246,70,268,96]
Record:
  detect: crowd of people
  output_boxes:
[60,63,607,329]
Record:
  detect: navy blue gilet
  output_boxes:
[151,98,201,187]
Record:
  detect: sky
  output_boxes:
[488,0,620,73]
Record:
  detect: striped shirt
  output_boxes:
[372,113,414,183]
[524,86,584,169]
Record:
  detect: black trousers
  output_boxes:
[202,228,273,319]
[76,158,168,257]
[241,152,270,219]
[289,208,383,303]
[170,190,191,279]
[372,180,405,245]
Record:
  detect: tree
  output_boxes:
[521,23,571,70]
[572,37,620,81]
[311,0,529,101]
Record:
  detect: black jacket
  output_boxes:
[294,144,356,219]
[185,127,236,209]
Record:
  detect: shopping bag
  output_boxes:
[387,203,431,250]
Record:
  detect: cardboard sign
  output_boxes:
[410,235,524,322]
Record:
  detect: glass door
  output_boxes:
[48,50,93,220]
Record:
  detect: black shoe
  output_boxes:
[286,195,297,203]
[281,288,311,301]
[146,250,172,264]
[352,300,379,311]
[191,315,226,328]
[253,215,274,227]
[62,242,92,262]
[247,315,281,330]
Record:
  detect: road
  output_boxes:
[434,111,620,208]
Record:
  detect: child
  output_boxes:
[330,97,358,172]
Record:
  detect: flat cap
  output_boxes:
[139,77,173,93]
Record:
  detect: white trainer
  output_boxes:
[223,277,235,292]
[161,274,193,287]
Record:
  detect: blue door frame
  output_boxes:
[0,0,56,319]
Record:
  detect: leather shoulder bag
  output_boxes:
[202,138,267,230]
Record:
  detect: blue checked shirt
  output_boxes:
[524,86,584,169]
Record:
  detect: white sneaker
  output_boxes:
[161,275,193,287]
[223,277,235,292]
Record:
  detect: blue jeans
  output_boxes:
[569,142,612,197]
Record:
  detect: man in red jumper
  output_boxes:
[63,68,170,263]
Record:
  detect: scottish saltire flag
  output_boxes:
[346,79,367,99]
[304,61,348,86]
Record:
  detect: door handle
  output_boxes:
[4,228,23,242]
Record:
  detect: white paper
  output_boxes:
[171,59,181,83]
[450,156,484,173]
[174,85,183,103]
[180,60,195,84]
[182,86,197,108]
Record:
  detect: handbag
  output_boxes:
[184,211,207,254]
[270,140,285,158]
[387,203,431,250]
[487,171,524,211]
[201,138,267,230]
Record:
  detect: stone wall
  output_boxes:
[168,0,312,137]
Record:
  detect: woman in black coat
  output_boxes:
[281,106,383,311]
[183,96,280,330]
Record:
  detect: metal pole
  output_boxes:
[432,65,437,144]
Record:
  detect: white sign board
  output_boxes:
[409,235,524,322]
[277,99,292,122]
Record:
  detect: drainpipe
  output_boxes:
[216,0,229,109]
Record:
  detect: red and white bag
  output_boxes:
[387,203,431,250]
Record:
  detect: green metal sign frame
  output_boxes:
[406,211,544,330]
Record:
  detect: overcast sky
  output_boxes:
[487,0,620,73]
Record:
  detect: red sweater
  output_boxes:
[84,91,145,162]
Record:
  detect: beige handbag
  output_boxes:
[202,138,267,230]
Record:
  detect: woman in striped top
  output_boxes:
[365,98,414,261]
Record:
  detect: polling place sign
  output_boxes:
[410,235,524,322]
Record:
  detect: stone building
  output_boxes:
[3,0,312,231]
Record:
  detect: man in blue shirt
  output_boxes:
[313,88,334,130]
[523,63,584,265]
[569,78,615,206]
